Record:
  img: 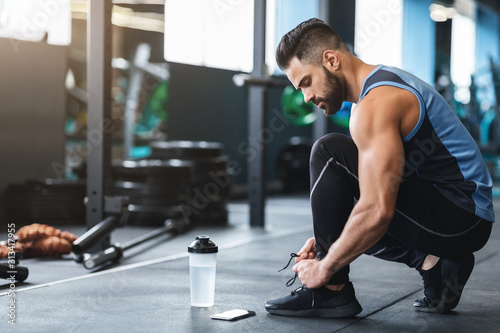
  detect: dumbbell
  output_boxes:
[0,263,29,282]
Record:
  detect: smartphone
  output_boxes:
[210,309,256,321]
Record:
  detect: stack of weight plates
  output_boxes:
[277,136,312,193]
[149,141,230,225]
[5,178,86,226]
[112,159,193,226]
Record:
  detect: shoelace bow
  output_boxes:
[278,253,300,287]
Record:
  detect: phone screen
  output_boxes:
[210,309,256,321]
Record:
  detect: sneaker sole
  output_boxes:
[265,300,362,318]
[413,299,446,314]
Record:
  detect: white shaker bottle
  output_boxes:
[188,235,218,307]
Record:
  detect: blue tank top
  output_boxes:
[358,65,495,222]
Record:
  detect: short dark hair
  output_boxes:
[275,18,350,70]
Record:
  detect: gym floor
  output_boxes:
[1,194,499,333]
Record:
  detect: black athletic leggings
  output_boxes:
[310,133,493,285]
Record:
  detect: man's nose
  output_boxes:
[302,90,314,104]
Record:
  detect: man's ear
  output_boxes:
[322,50,340,70]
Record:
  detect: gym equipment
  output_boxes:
[72,216,119,256]
[5,178,86,226]
[281,86,353,128]
[232,73,289,88]
[276,137,313,193]
[280,85,316,126]
[112,159,193,226]
[71,195,129,260]
[0,264,29,282]
[477,58,500,181]
[331,102,352,129]
[135,81,169,139]
[118,43,170,159]
[83,218,188,270]
[280,85,352,129]
[149,141,231,225]
[233,72,292,225]
[150,140,223,159]
[0,223,78,259]
[0,251,28,282]
[442,57,500,182]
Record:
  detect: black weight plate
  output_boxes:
[189,157,228,176]
[187,156,228,169]
[112,159,193,178]
[113,175,192,185]
[26,178,86,190]
[126,196,187,206]
[113,180,189,195]
[6,195,84,218]
[11,179,86,197]
[190,169,232,189]
[150,141,223,159]
[277,138,312,193]
[112,188,188,201]
[185,191,224,204]
[5,182,86,224]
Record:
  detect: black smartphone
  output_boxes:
[210,309,256,321]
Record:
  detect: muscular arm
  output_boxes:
[322,93,405,270]
[294,87,417,287]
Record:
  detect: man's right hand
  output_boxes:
[296,237,317,263]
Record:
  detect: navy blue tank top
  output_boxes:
[358,65,494,222]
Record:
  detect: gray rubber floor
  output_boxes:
[1,194,499,333]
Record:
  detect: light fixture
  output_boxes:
[429,3,456,22]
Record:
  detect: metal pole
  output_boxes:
[313,0,331,142]
[86,0,113,249]
[248,0,267,227]
[313,0,357,141]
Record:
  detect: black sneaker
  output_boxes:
[414,254,475,313]
[265,282,362,318]
[413,258,444,313]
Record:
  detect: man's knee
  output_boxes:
[311,133,356,161]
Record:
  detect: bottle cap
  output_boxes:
[188,235,218,253]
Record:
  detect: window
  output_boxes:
[354,0,403,68]
[164,0,254,72]
[450,13,476,104]
[0,0,71,45]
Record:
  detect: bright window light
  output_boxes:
[354,0,403,68]
[164,0,254,72]
[0,0,71,45]
[450,13,476,104]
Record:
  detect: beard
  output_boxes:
[313,66,347,116]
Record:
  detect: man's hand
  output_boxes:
[292,259,331,289]
[295,237,317,263]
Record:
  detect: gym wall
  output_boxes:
[0,38,67,229]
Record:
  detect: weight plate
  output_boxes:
[149,140,223,159]
[281,85,316,126]
[113,180,189,193]
[25,178,86,190]
[125,195,187,206]
[6,181,86,224]
[112,159,193,177]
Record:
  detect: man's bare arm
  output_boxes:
[293,87,414,288]
[320,88,408,275]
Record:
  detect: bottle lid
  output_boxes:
[188,235,218,253]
